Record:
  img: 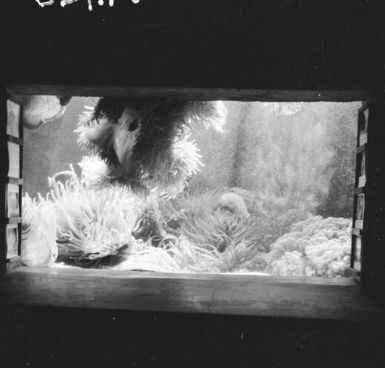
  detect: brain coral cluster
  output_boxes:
[265,216,352,277]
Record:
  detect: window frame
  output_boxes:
[1,84,384,321]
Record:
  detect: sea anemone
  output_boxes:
[75,98,227,195]
[21,194,58,267]
[22,161,352,276]
[47,163,141,267]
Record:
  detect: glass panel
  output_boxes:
[352,236,362,271]
[358,109,368,146]
[6,100,20,138]
[8,142,20,178]
[355,194,365,229]
[6,183,19,217]
[6,224,19,258]
[358,151,366,187]
[22,98,359,277]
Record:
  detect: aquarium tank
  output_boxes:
[21,97,359,277]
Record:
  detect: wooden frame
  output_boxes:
[7,85,370,102]
[1,267,384,321]
[1,84,384,321]
[2,96,23,273]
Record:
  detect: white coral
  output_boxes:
[215,192,250,219]
[265,216,352,277]
[21,195,58,267]
[77,155,108,188]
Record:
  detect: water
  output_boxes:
[22,98,359,276]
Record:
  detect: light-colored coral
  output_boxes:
[22,161,352,277]
[215,192,250,219]
[21,194,58,267]
[265,216,352,277]
[77,155,108,188]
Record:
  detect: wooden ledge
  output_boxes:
[0,267,384,321]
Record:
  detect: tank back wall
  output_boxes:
[22,97,90,196]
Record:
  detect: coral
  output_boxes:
[77,155,109,188]
[21,194,58,267]
[267,251,305,277]
[214,192,250,219]
[75,99,227,196]
[22,161,352,277]
[265,216,352,277]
